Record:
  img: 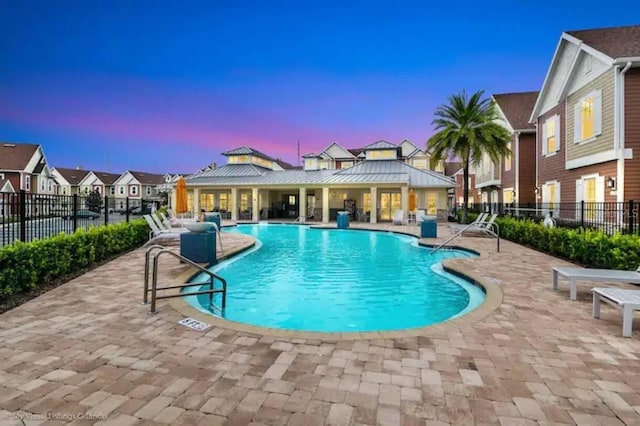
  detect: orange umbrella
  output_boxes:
[409,189,417,211]
[175,177,188,214]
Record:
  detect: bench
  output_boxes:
[552,266,640,300]
[592,288,640,337]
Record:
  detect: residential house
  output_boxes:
[50,167,90,196]
[451,165,477,208]
[179,141,456,223]
[475,91,538,207]
[113,170,166,211]
[78,170,121,197]
[529,25,640,221]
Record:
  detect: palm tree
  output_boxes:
[427,90,511,222]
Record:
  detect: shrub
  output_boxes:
[0,220,149,301]
[494,216,640,270]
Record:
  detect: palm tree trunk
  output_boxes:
[462,151,470,224]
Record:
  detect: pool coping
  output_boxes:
[167,225,503,340]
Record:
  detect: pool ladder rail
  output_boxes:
[429,222,500,255]
[143,245,227,315]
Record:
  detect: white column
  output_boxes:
[322,187,330,223]
[299,187,307,223]
[170,188,176,211]
[231,188,238,221]
[193,188,200,217]
[401,186,409,225]
[252,188,259,221]
[370,187,377,224]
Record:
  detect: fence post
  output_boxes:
[629,200,635,235]
[73,194,79,232]
[19,190,26,242]
[580,200,585,228]
[104,195,109,226]
[125,197,130,223]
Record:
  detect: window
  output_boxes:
[427,193,437,215]
[576,175,604,221]
[574,91,602,142]
[412,159,427,170]
[219,193,228,210]
[146,186,151,196]
[288,195,296,205]
[62,187,67,195]
[48,180,52,192]
[40,178,45,191]
[505,142,511,171]
[367,150,396,160]
[482,155,491,175]
[25,175,30,191]
[503,189,514,204]
[0,173,4,180]
[252,156,272,169]
[363,193,371,212]
[241,193,249,211]
[131,186,137,195]
[340,161,353,169]
[110,186,115,195]
[119,186,124,195]
[94,186,101,194]
[546,119,556,153]
[304,159,317,170]
[542,115,560,156]
[542,182,560,217]
[228,155,249,164]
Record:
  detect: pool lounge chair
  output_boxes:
[449,213,496,235]
[552,265,640,300]
[143,214,187,239]
[592,287,640,337]
[448,212,487,233]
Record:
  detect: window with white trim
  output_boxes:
[503,189,514,204]
[119,186,125,195]
[146,186,152,196]
[48,180,52,192]
[0,173,4,180]
[505,142,512,171]
[542,181,560,217]
[574,90,602,143]
[575,174,604,221]
[110,186,115,195]
[542,115,560,156]
[131,186,137,195]
[25,175,31,191]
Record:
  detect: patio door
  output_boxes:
[380,192,401,221]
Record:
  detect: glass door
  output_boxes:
[380,192,401,221]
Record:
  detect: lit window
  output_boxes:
[505,142,511,171]
[219,193,228,210]
[546,119,556,154]
[503,190,513,204]
[241,193,249,210]
[363,193,371,212]
[412,159,427,169]
[288,195,296,205]
[341,161,353,169]
[580,96,594,140]
[427,193,437,215]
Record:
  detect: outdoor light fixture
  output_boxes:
[606,177,616,190]
[511,190,516,198]
[534,186,540,195]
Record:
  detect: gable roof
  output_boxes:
[53,167,91,185]
[0,179,16,193]
[129,171,166,185]
[0,143,39,171]
[302,152,320,158]
[321,142,356,159]
[363,140,397,150]
[492,91,539,131]
[92,171,121,185]
[274,158,296,170]
[222,146,276,161]
[567,25,640,59]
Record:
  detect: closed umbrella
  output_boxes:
[175,177,188,215]
[409,189,417,211]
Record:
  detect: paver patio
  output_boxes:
[1,222,639,425]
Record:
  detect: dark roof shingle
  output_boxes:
[0,143,39,171]
[493,91,539,130]
[567,25,640,59]
[129,171,166,185]
[92,171,121,185]
[53,167,91,185]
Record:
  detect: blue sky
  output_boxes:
[1,0,639,173]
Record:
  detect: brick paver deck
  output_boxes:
[1,222,639,425]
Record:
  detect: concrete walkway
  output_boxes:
[1,223,639,425]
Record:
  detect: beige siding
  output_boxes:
[566,69,615,161]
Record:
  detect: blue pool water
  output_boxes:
[185,224,484,332]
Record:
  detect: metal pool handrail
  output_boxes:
[143,245,227,314]
[430,222,500,255]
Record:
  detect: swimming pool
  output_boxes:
[184,224,484,332]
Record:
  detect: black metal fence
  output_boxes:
[0,190,161,246]
[455,201,639,235]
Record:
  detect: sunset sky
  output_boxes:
[2,1,639,174]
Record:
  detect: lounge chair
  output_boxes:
[415,210,427,224]
[592,287,640,337]
[393,209,404,225]
[449,213,495,235]
[448,212,487,233]
[162,211,196,227]
[143,215,187,239]
[552,265,640,300]
[356,208,369,222]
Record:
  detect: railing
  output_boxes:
[0,190,162,246]
[430,221,500,255]
[143,245,227,314]
[454,201,639,235]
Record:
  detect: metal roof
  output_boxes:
[186,160,455,188]
[363,140,398,150]
[221,146,276,161]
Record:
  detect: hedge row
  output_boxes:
[493,216,640,270]
[0,220,150,300]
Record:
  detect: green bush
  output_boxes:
[0,220,149,301]
[494,216,640,270]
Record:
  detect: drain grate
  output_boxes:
[178,317,210,331]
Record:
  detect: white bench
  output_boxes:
[552,266,640,300]
[592,288,640,337]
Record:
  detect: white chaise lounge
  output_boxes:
[592,288,640,337]
[552,265,640,300]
